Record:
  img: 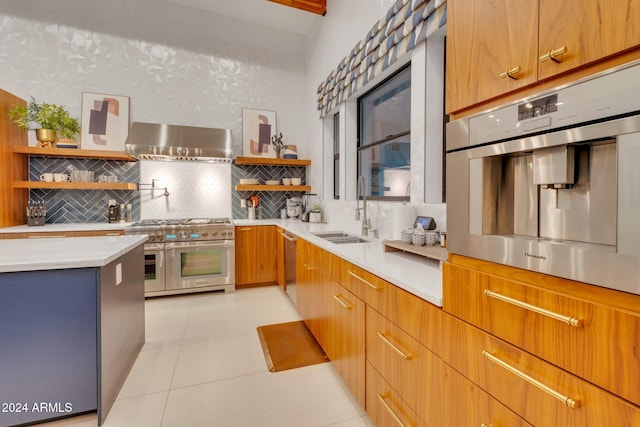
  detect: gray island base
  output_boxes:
[0,236,146,427]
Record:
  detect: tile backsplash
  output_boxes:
[29,156,140,223]
[232,164,307,219]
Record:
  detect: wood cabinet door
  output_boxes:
[366,306,442,425]
[234,225,276,285]
[326,277,365,408]
[366,361,423,427]
[539,0,640,80]
[446,0,539,113]
[275,227,285,289]
[440,311,640,426]
[443,255,640,406]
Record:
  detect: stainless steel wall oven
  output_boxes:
[446,61,640,295]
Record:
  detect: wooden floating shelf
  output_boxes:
[235,184,311,192]
[12,146,136,161]
[234,156,311,166]
[13,181,138,191]
[382,239,448,262]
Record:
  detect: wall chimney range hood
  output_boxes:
[125,122,233,162]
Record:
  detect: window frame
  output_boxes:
[357,63,411,201]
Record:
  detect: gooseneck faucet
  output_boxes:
[356,175,371,236]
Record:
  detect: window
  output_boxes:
[333,112,340,199]
[358,65,411,200]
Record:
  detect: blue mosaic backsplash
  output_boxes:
[29,156,140,224]
[232,164,308,220]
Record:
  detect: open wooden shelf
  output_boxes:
[12,146,136,161]
[235,156,311,166]
[13,181,138,191]
[235,184,311,192]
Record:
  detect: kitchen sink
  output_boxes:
[312,232,370,244]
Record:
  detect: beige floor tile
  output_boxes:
[171,334,266,388]
[101,392,167,427]
[117,345,181,399]
[162,364,366,427]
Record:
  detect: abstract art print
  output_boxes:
[242,108,277,158]
[80,92,130,151]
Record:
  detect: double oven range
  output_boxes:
[126,218,235,296]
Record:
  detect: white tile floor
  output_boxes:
[41,286,373,427]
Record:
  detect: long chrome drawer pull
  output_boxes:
[376,394,408,427]
[484,289,583,327]
[480,424,493,427]
[377,332,412,360]
[332,294,353,309]
[347,270,380,290]
[482,351,581,409]
[238,227,253,231]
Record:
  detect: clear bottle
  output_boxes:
[125,203,133,222]
[119,204,126,223]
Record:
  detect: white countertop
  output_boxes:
[0,235,148,273]
[0,223,128,233]
[235,219,443,307]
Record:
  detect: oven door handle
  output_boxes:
[165,241,234,250]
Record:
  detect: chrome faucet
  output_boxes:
[356,175,371,236]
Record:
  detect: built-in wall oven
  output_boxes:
[126,218,235,296]
[446,61,640,296]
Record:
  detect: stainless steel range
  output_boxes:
[126,218,235,296]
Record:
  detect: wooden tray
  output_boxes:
[382,239,448,262]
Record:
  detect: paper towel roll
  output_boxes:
[391,204,416,240]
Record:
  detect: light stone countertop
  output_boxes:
[0,220,443,306]
[0,223,128,233]
[0,235,148,273]
[235,218,444,307]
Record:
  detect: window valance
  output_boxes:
[316,0,447,117]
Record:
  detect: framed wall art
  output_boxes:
[80,92,130,151]
[242,108,277,158]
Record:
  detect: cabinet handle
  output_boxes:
[481,424,493,427]
[280,232,297,242]
[238,227,253,231]
[332,294,353,309]
[347,270,381,290]
[376,394,408,427]
[498,66,521,80]
[377,332,412,360]
[540,46,568,63]
[106,232,122,236]
[482,351,580,408]
[484,289,583,327]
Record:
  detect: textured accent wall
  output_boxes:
[0,11,309,223]
[139,161,232,220]
[29,157,140,223]
[232,165,307,219]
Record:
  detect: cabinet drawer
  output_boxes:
[441,362,532,427]
[366,361,426,427]
[441,313,640,426]
[443,256,640,406]
[366,306,441,425]
[342,261,442,353]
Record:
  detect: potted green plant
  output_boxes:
[8,97,80,147]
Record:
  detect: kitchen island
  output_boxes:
[0,235,147,427]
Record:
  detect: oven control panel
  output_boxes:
[164,227,234,241]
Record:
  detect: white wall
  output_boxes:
[0,2,309,220]
[304,0,447,237]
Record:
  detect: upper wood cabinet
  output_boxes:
[446,0,539,113]
[446,0,640,114]
[538,0,640,80]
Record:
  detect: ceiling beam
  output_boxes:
[267,0,326,16]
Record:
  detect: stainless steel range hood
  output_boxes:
[125,122,233,162]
